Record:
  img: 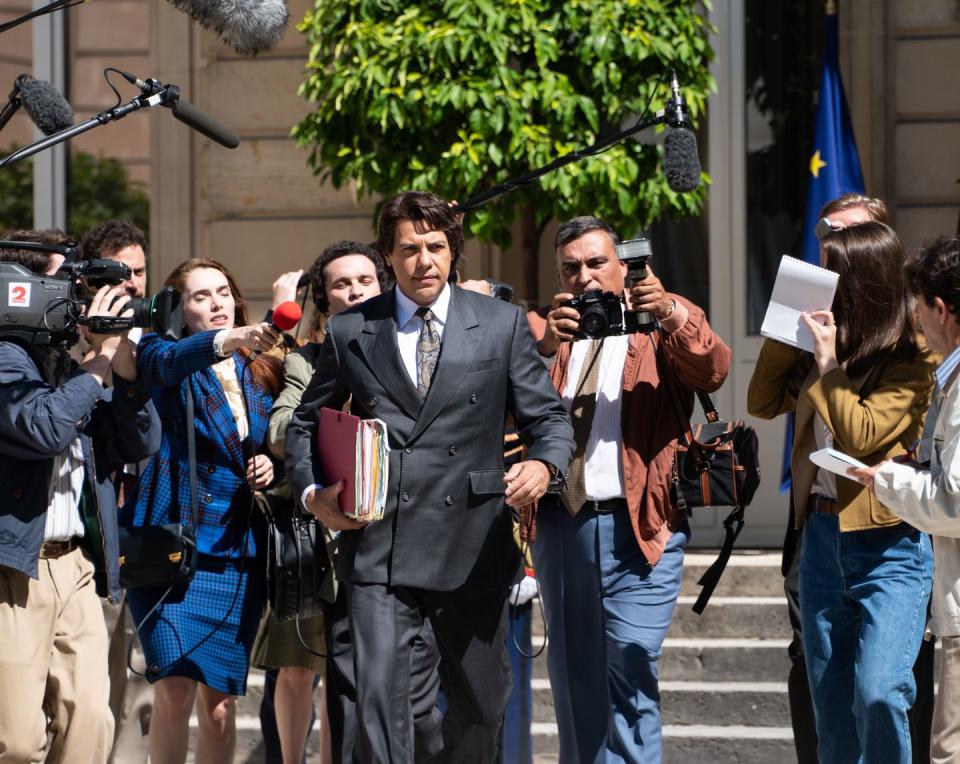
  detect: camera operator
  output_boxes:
[0,230,161,764]
[527,216,731,763]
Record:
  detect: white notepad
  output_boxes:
[810,448,867,479]
[760,255,839,353]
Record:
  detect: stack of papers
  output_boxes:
[317,408,390,523]
[760,255,839,353]
[809,447,866,479]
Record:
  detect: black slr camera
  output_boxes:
[0,239,183,346]
[564,237,657,339]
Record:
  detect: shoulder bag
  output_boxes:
[654,333,761,613]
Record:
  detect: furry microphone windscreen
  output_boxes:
[167,0,289,56]
[662,127,702,194]
[19,76,74,135]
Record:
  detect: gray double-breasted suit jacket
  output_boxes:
[285,285,574,592]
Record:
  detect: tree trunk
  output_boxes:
[519,204,541,305]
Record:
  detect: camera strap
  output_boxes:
[184,385,200,541]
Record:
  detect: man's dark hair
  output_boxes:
[905,236,960,323]
[0,229,72,274]
[79,219,148,261]
[375,191,464,272]
[307,240,389,314]
[555,216,620,251]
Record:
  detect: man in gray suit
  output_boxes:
[286,191,573,762]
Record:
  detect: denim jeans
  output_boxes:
[800,511,933,764]
[533,500,689,764]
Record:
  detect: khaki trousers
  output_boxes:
[103,595,153,764]
[933,635,960,763]
[0,548,112,764]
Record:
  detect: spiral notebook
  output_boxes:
[760,255,839,353]
[316,407,390,523]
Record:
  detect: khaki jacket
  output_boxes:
[747,339,937,531]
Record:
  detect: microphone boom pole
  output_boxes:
[0,89,161,169]
[454,70,699,214]
[454,112,668,214]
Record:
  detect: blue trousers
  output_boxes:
[499,602,533,764]
[800,512,932,764]
[533,502,688,764]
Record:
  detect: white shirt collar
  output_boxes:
[395,281,452,329]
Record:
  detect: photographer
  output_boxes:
[0,230,161,764]
[79,219,154,764]
[527,216,730,763]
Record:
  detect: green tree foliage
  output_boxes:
[0,147,150,239]
[294,0,714,259]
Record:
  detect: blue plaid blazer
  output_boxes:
[120,331,274,557]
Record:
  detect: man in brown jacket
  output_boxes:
[527,216,731,764]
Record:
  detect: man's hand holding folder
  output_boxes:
[306,407,390,529]
[304,479,364,532]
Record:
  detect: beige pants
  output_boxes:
[0,548,112,764]
[933,635,960,763]
[103,595,153,764]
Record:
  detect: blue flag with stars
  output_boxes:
[780,10,865,492]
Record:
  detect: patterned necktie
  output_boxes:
[560,339,603,516]
[415,307,440,399]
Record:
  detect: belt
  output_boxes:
[581,498,628,514]
[40,538,80,559]
[808,495,840,516]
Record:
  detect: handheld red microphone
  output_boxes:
[271,301,302,332]
[249,301,302,359]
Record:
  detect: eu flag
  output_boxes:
[780,9,865,492]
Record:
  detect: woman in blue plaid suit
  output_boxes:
[121,259,284,764]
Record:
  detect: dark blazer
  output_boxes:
[286,286,574,592]
[121,331,274,558]
[0,341,161,601]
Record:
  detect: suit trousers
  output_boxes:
[325,583,443,764]
[349,582,512,763]
[533,501,688,764]
[0,548,113,764]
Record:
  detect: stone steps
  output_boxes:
[186,551,796,762]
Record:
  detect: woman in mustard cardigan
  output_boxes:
[748,222,936,764]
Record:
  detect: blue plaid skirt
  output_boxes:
[127,554,265,695]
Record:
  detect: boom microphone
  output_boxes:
[165,0,289,56]
[0,74,73,137]
[117,71,239,148]
[662,70,702,193]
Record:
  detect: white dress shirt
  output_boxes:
[395,282,451,387]
[43,438,86,541]
[300,282,453,508]
[561,335,628,500]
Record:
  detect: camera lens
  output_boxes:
[127,296,153,328]
[580,305,609,338]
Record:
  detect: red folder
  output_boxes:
[317,407,361,515]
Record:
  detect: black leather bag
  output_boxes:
[256,490,331,622]
[655,334,761,613]
[671,410,761,513]
[118,387,199,590]
[118,523,196,589]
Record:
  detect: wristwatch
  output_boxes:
[537,460,563,491]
